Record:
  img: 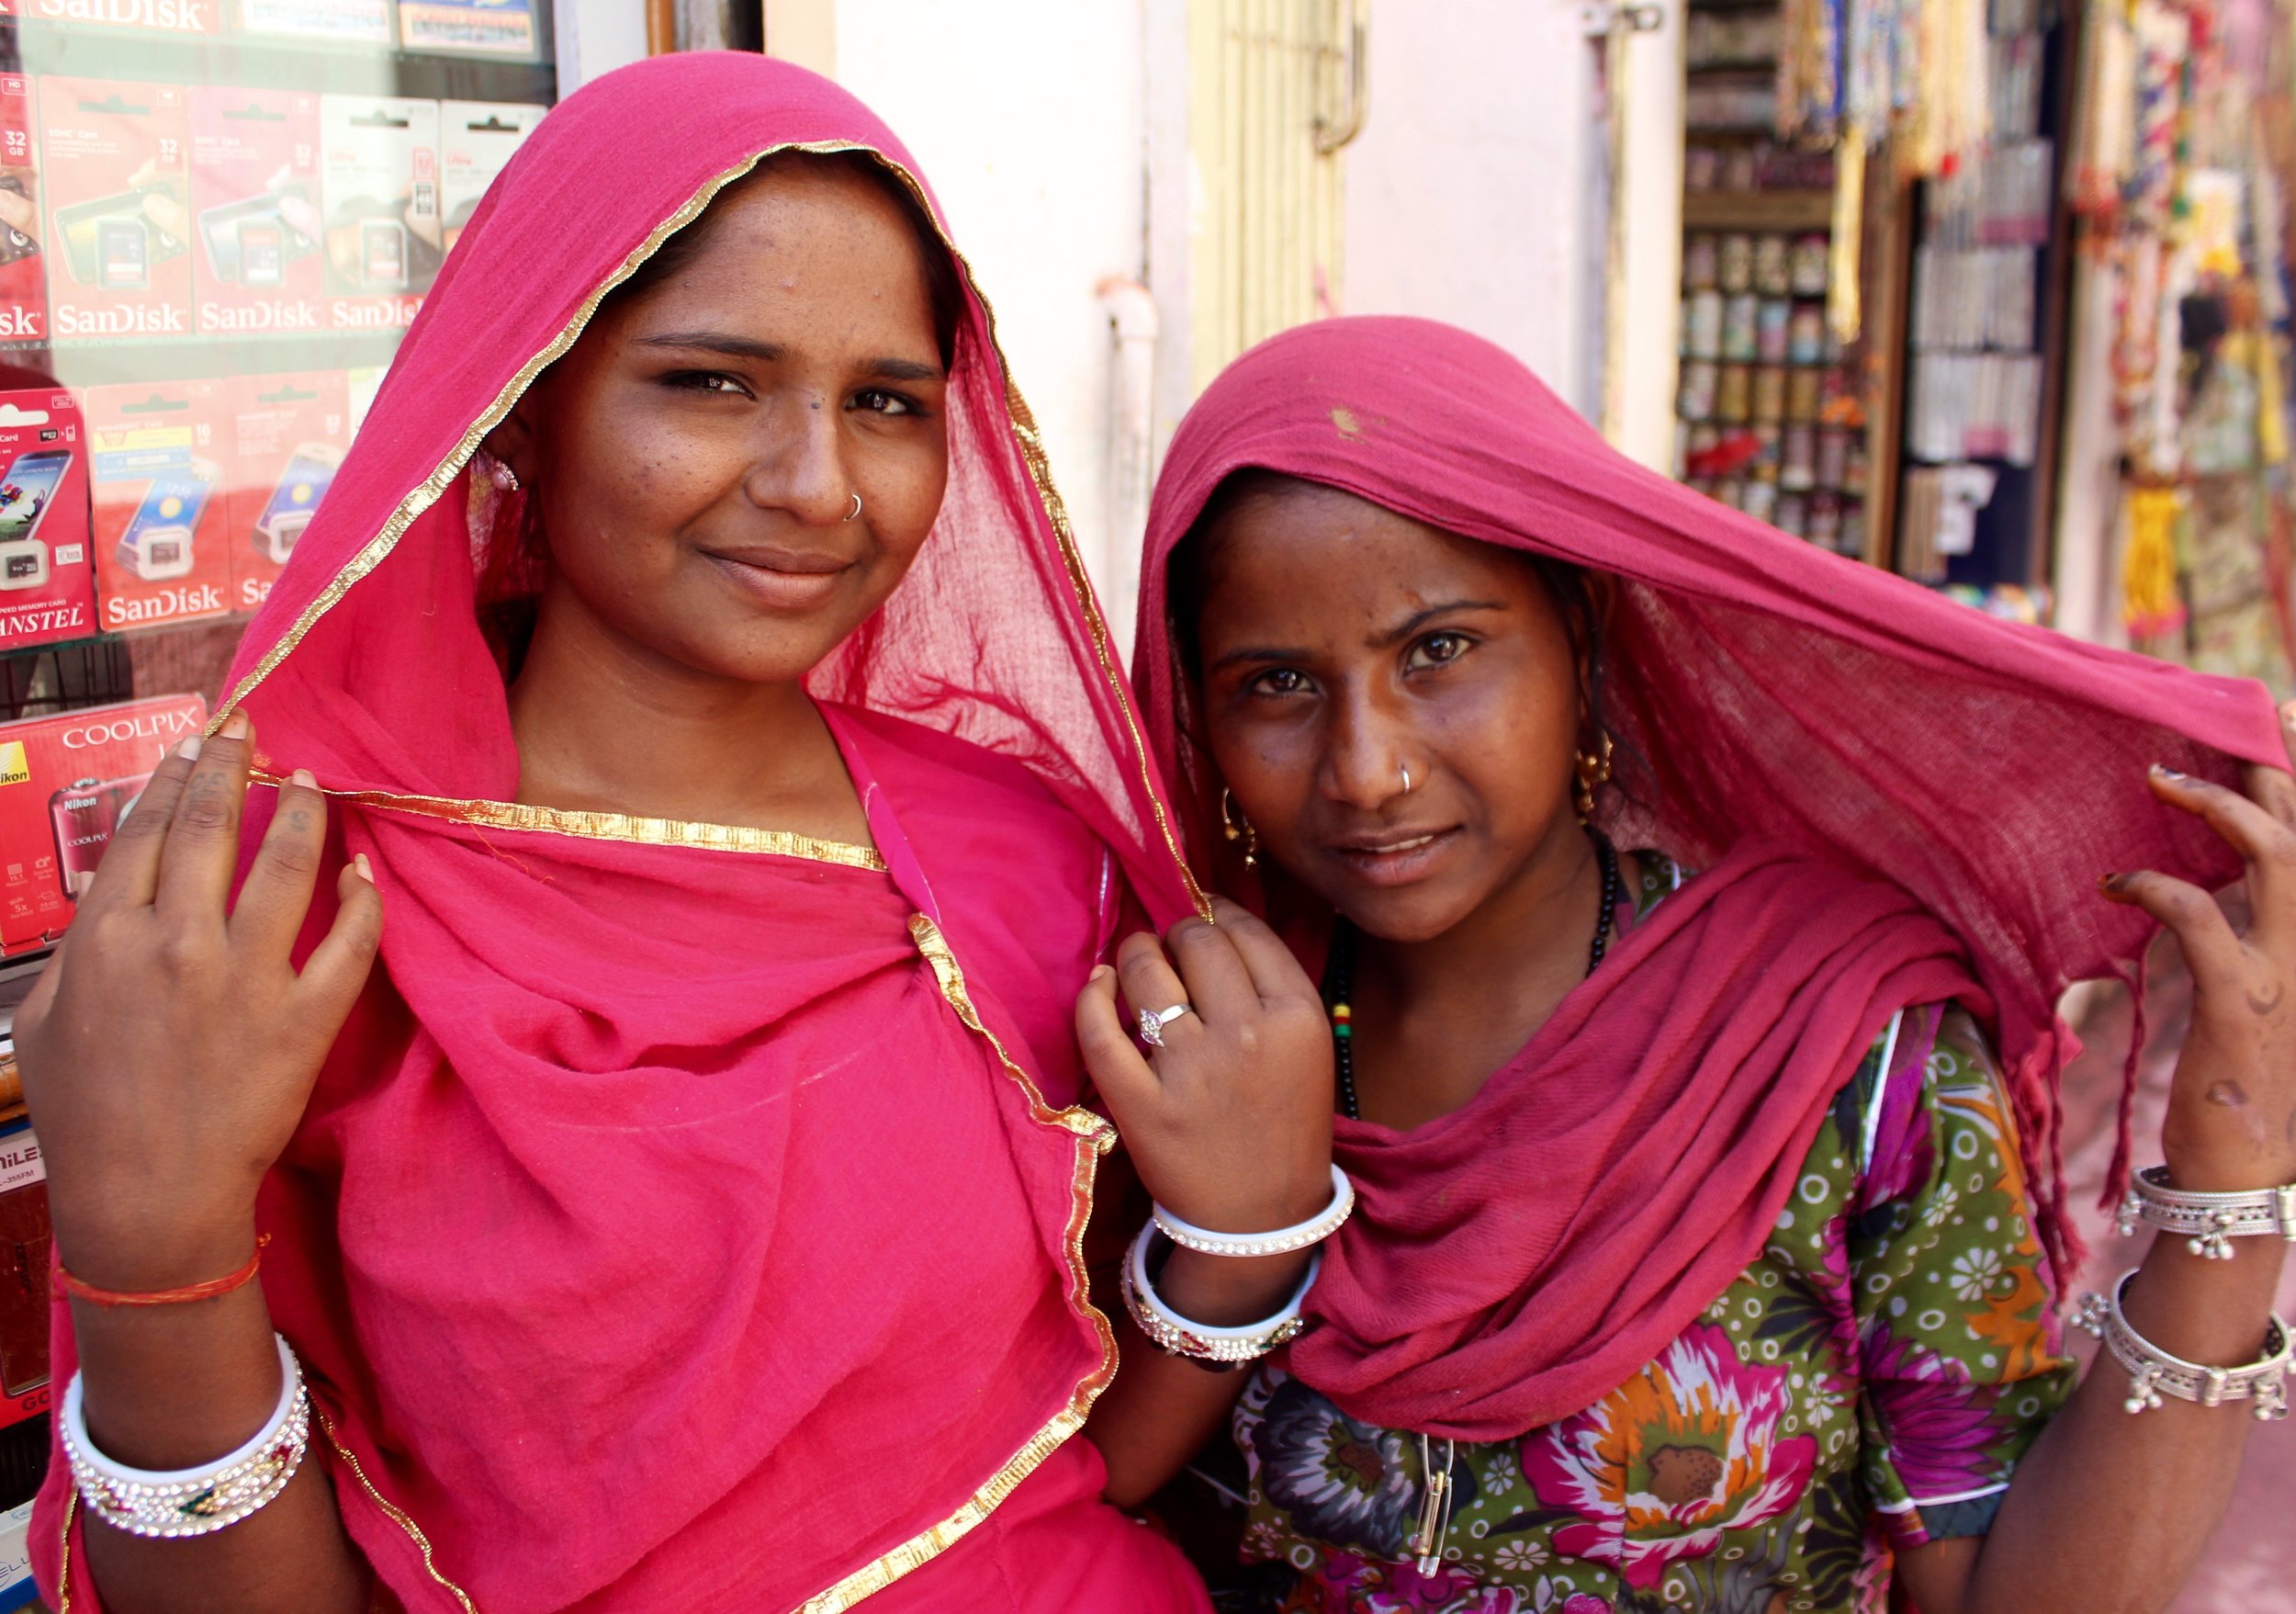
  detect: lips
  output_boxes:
[699,544,854,611]
[1322,825,1461,887]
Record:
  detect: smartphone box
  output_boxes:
[0,78,44,349]
[0,389,94,653]
[439,100,541,255]
[189,86,321,336]
[3,0,223,34]
[319,94,440,328]
[35,75,192,344]
[0,693,206,956]
[222,368,345,611]
[86,379,230,631]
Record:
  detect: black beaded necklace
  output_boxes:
[1325,837,1622,1122]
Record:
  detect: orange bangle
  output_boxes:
[57,1235,270,1308]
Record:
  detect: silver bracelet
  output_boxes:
[62,1333,311,1539]
[1152,1164,1356,1258]
[2075,1270,2291,1420]
[1120,1221,1315,1367]
[2115,1166,2296,1260]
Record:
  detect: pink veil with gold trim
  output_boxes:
[37,53,1206,1614]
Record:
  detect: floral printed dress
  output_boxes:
[1221,857,2075,1614]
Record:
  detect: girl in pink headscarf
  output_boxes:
[10,55,1340,1614]
[1093,315,2296,1614]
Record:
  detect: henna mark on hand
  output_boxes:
[2248,979,2287,1016]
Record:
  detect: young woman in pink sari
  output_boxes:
[9,54,1338,1614]
[1099,315,2296,1613]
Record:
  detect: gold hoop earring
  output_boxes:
[1573,730,1615,825]
[1220,788,1259,870]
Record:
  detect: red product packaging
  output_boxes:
[36,75,192,344]
[222,368,346,612]
[0,77,45,348]
[189,86,321,337]
[0,386,94,652]
[0,693,206,956]
[0,1112,49,1428]
[86,378,231,631]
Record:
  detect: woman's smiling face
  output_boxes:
[1191,478,1588,942]
[492,157,953,687]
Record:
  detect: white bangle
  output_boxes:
[2076,1270,2292,1420]
[1152,1164,1356,1258]
[2115,1166,2296,1259]
[1120,1222,1316,1366]
[63,1333,311,1539]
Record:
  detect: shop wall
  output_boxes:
[824,0,1153,631]
[1338,0,1600,417]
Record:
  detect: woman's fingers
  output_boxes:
[153,714,253,927]
[1164,911,1266,1026]
[229,771,329,958]
[2101,870,2243,977]
[1115,929,1199,1049]
[293,856,383,1033]
[2149,764,2296,948]
[1075,962,1158,1112]
[1203,897,1322,1006]
[78,738,199,914]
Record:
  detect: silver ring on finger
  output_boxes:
[1136,1002,1194,1048]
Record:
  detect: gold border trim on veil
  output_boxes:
[186,141,1196,1606]
[250,772,888,870]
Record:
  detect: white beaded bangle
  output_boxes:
[63,1333,311,1539]
[2115,1166,2296,1260]
[1120,1222,1317,1366]
[2075,1270,2291,1421]
[1152,1164,1356,1258]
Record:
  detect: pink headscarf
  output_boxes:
[1132,316,2284,1440]
[38,54,1208,1613]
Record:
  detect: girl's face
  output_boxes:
[1193,480,1585,942]
[491,159,951,686]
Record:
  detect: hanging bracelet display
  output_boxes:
[1151,1164,1356,1258]
[1120,1222,1317,1369]
[2115,1166,2296,1260]
[62,1333,312,1539]
[2075,1270,2291,1420]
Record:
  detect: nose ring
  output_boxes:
[1400,764,1412,793]
[845,492,863,523]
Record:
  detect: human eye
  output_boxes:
[1247,667,1313,697]
[1404,631,1473,672]
[661,371,751,398]
[850,388,923,417]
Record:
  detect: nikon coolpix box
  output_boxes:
[0,693,206,955]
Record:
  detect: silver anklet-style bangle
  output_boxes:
[2115,1166,2296,1260]
[1120,1222,1316,1369]
[1152,1164,1356,1258]
[62,1333,311,1538]
[2076,1270,2292,1420]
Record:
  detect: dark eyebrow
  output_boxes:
[1209,643,1313,675]
[636,332,942,384]
[636,332,787,362]
[1208,600,1509,676]
[1372,599,1508,647]
[868,356,945,383]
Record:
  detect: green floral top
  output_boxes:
[1220,856,2075,1614]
